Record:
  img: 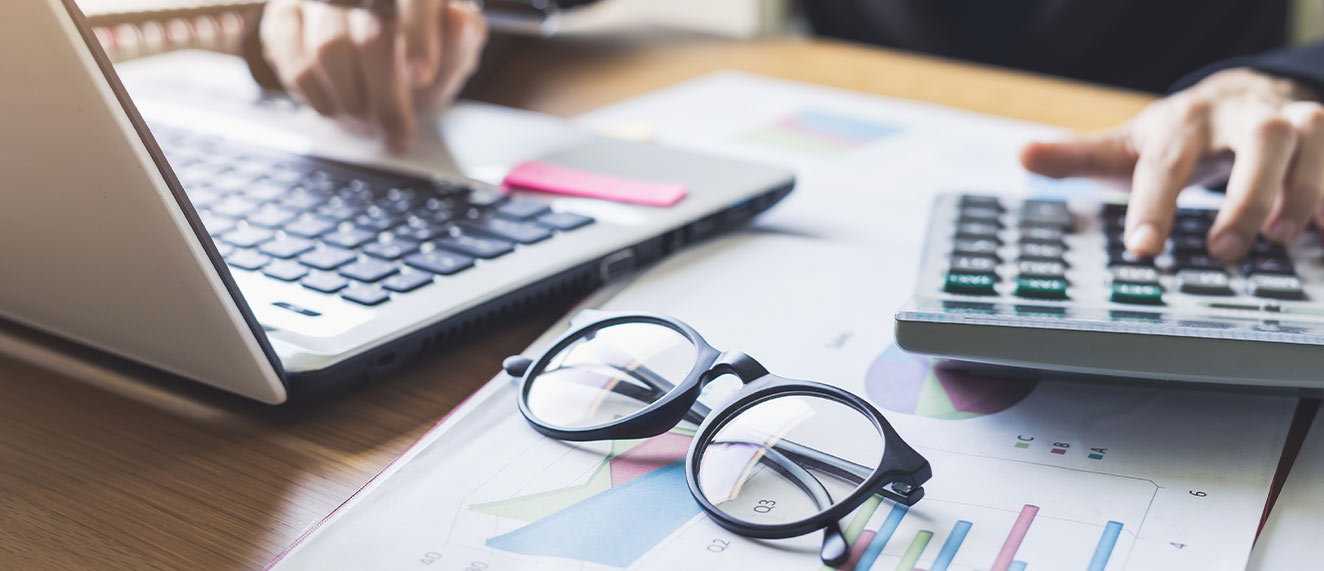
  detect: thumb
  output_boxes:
[1020,128,1137,179]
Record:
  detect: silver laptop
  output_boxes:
[0,0,794,404]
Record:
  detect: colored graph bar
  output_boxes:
[854,503,909,570]
[990,505,1040,571]
[895,530,934,571]
[929,520,973,571]
[1088,521,1124,571]
[1009,562,1027,571]
[837,530,877,571]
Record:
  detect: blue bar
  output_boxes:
[854,503,909,570]
[1088,521,1124,571]
[929,520,972,571]
[1008,562,1027,571]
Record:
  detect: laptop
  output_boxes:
[0,0,794,404]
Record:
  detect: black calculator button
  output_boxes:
[944,273,997,295]
[958,206,1003,226]
[1102,213,1126,232]
[1176,208,1217,222]
[960,195,1005,212]
[1171,217,1210,236]
[955,222,1002,241]
[1110,266,1161,286]
[950,255,999,276]
[1102,203,1128,216]
[1176,270,1234,296]
[1174,253,1224,271]
[953,238,1001,258]
[1021,226,1064,245]
[1021,200,1073,230]
[1249,240,1288,260]
[1108,250,1155,268]
[1170,235,1208,254]
[1110,283,1164,305]
[1018,260,1066,280]
[1243,257,1295,277]
[1020,242,1066,261]
[1014,277,1068,300]
[1247,274,1306,300]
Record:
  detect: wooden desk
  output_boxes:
[0,37,1153,569]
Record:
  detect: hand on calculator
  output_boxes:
[259,0,488,153]
[1020,68,1324,261]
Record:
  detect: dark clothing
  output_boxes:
[800,0,1322,94]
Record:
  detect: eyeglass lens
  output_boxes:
[696,394,885,525]
[524,322,697,429]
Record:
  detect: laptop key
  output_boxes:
[300,271,349,293]
[460,218,554,245]
[198,212,237,236]
[282,216,338,238]
[321,228,378,249]
[298,246,357,270]
[381,269,434,293]
[259,236,316,259]
[210,196,262,219]
[220,226,275,248]
[226,249,270,271]
[341,283,391,306]
[363,238,420,260]
[435,233,515,259]
[262,259,310,282]
[404,250,476,275]
[247,205,300,228]
[535,211,595,231]
[392,220,449,242]
[339,258,400,283]
[494,199,552,221]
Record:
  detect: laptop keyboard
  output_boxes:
[152,126,594,307]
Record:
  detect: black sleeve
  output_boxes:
[1170,42,1324,94]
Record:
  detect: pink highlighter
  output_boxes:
[503,161,689,207]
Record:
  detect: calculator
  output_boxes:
[894,193,1324,388]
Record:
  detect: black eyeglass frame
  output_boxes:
[503,310,932,565]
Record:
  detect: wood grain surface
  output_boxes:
[0,35,1154,569]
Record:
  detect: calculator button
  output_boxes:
[1108,250,1155,268]
[1243,257,1295,277]
[1170,235,1208,254]
[1015,277,1068,300]
[950,255,999,276]
[1171,216,1211,236]
[1102,203,1128,216]
[1247,274,1306,300]
[1111,283,1164,305]
[955,222,1002,241]
[1174,253,1224,271]
[1176,270,1234,296]
[1020,242,1065,261]
[1110,266,1160,286]
[944,273,997,296]
[1021,200,1072,230]
[1021,226,1064,245]
[1102,212,1126,231]
[953,238,1001,258]
[1017,260,1066,280]
[1249,240,1287,259]
[958,206,1003,225]
[960,195,1004,212]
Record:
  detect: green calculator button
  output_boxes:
[1014,277,1067,300]
[1111,283,1164,305]
[944,273,997,295]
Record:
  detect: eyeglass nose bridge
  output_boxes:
[701,350,771,385]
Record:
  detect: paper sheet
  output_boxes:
[270,72,1295,571]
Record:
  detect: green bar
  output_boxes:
[945,273,997,295]
[895,530,934,571]
[1014,277,1067,300]
[1110,283,1163,305]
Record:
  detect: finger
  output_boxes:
[398,0,443,86]
[1208,115,1298,258]
[349,10,416,152]
[428,0,488,104]
[1124,103,1212,257]
[304,6,368,118]
[260,0,330,113]
[1263,102,1324,243]
[1019,129,1137,179]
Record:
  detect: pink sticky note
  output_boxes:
[503,161,688,207]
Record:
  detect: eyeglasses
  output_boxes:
[502,310,932,566]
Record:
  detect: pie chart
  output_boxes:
[865,344,1036,420]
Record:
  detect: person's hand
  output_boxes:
[259,0,488,152]
[1021,68,1324,260]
